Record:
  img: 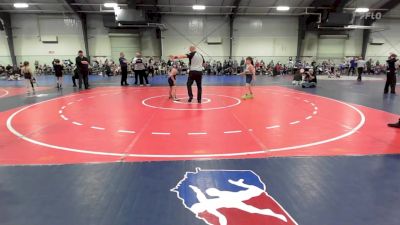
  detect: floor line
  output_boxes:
[188,132,208,135]
[91,126,105,130]
[60,115,69,121]
[223,130,242,134]
[266,125,280,129]
[118,130,136,134]
[152,132,171,135]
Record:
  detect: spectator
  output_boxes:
[356,57,366,82]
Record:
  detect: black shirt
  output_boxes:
[53,64,64,76]
[119,57,127,69]
[76,56,89,72]
[387,58,398,71]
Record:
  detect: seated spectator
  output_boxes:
[292,68,303,85]
[302,68,317,88]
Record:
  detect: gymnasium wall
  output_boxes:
[10,14,85,65]
[0,30,11,65]
[232,16,298,63]
[161,15,231,61]
[161,15,298,63]
[300,30,363,63]
[87,14,112,58]
[4,14,161,65]
[2,13,399,66]
[141,29,161,58]
[366,18,400,63]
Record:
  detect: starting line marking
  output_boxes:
[91,126,105,130]
[188,132,208,135]
[224,130,243,134]
[118,130,136,134]
[152,132,171,135]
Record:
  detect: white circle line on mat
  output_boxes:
[6,88,365,158]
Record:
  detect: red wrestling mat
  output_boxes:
[0,86,399,165]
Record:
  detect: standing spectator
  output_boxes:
[366,58,372,74]
[148,63,155,78]
[240,57,245,72]
[75,50,90,89]
[133,52,147,86]
[387,55,400,128]
[348,57,356,76]
[72,66,79,87]
[339,61,346,75]
[119,52,129,86]
[384,53,398,94]
[53,59,64,89]
[356,57,366,82]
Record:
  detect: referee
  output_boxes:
[75,50,90,89]
[119,52,129,86]
[387,53,400,128]
[170,46,205,103]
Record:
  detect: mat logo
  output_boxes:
[171,168,298,225]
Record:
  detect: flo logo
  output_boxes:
[360,12,382,20]
[171,168,298,225]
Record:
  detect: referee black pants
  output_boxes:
[187,71,203,101]
[134,70,146,85]
[121,67,128,85]
[385,70,397,93]
[79,70,89,89]
[357,67,363,81]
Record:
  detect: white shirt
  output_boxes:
[357,60,366,68]
[186,51,204,72]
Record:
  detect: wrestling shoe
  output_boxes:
[246,94,254,99]
[388,119,400,128]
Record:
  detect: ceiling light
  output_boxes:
[276,6,290,11]
[193,5,206,10]
[355,8,369,13]
[13,3,29,8]
[104,3,118,8]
